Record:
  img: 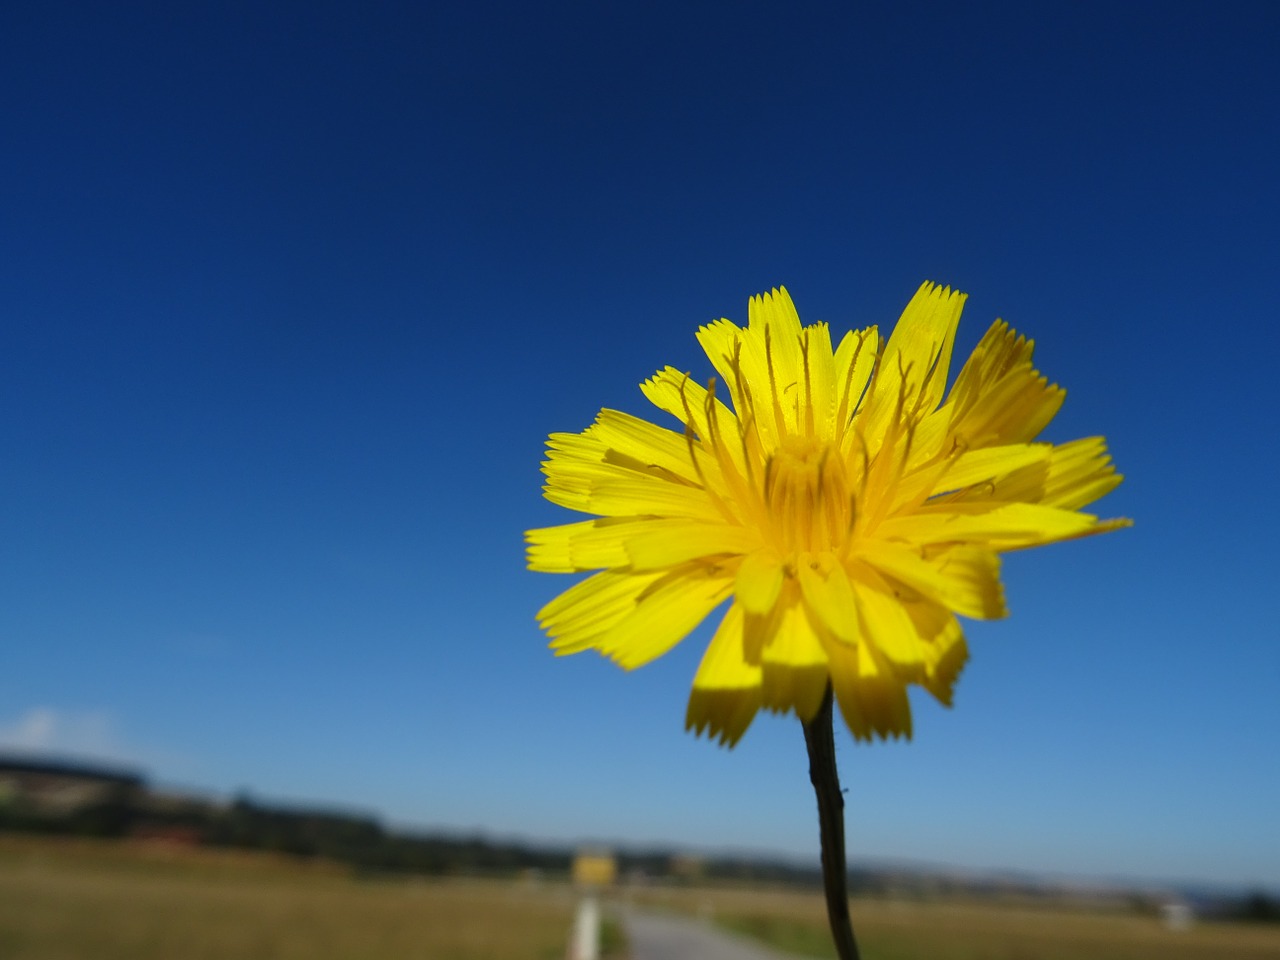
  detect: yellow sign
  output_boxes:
[572,850,617,888]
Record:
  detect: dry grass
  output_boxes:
[7,835,1277,960]
[0,834,575,960]
[630,882,1280,960]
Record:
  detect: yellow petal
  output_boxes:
[826,638,912,741]
[584,474,725,520]
[528,517,759,574]
[891,443,1050,511]
[831,326,878,434]
[952,368,1065,448]
[539,430,612,512]
[589,408,707,485]
[863,282,965,440]
[944,320,1064,447]
[540,425,715,517]
[624,520,760,570]
[685,603,763,747]
[594,565,733,669]
[639,367,748,478]
[848,564,927,675]
[538,564,731,669]
[735,548,784,614]
[930,443,1051,496]
[759,600,830,722]
[746,287,806,443]
[797,555,860,643]
[695,318,746,406]
[538,569,668,654]
[526,518,633,573]
[798,321,837,440]
[946,319,1035,414]
[1040,437,1125,510]
[899,402,952,472]
[877,501,1116,550]
[638,366,731,441]
[907,602,969,706]
[856,541,1007,620]
[942,436,1124,514]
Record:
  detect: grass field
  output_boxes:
[4,834,1278,960]
[633,883,1280,960]
[0,834,576,960]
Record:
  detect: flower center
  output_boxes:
[762,436,853,561]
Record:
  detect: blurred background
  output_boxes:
[1,4,1278,949]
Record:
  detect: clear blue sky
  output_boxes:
[2,1,1276,889]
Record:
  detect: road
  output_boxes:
[624,910,807,960]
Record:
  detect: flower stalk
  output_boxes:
[803,683,862,960]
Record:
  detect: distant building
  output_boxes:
[0,755,143,816]
[572,848,617,888]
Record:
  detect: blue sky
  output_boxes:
[2,1,1277,889]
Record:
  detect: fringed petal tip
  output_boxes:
[836,680,915,743]
[922,633,969,708]
[761,663,831,723]
[685,687,761,749]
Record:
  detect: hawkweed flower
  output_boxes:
[527,283,1127,747]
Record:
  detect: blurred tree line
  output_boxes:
[0,756,571,875]
[1234,892,1280,923]
[0,786,569,875]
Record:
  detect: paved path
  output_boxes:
[624,910,804,960]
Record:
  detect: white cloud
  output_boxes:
[0,707,136,764]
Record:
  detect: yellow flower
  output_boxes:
[527,284,1128,746]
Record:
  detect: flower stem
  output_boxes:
[802,684,862,960]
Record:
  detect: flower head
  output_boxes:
[527,284,1127,746]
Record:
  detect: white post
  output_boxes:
[570,895,600,960]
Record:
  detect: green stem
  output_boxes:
[802,684,862,960]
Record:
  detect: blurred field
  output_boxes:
[0,834,575,960]
[633,882,1280,960]
[6,833,1278,960]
